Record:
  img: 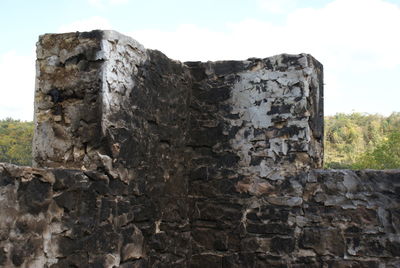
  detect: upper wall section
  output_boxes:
[186,55,323,187]
[34,31,106,169]
[33,31,192,176]
[33,30,323,179]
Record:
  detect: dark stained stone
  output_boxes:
[246,223,292,235]
[191,254,223,268]
[11,249,24,266]
[0,248,6,266]
[271,237,295,254]
[387,240,400,257]
[18,178,51,214]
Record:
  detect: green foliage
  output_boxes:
[324,112,400,169]
[352,131,400,169]
[0,118,34,166]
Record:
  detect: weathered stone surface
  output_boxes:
[33,31,323,179]
[0,163,190,267]
[1,30,399,267]
[1,166,399,267]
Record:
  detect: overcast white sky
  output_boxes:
[0,0,399,121]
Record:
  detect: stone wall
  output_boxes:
[33,31,322,174]
[188,168,400,267]
[1,164,399,267]
[0,30,399,267]
[0,162,191,267]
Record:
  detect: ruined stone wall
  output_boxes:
[188,168,400,267]
[33,31,193,266]
[185,56,325,266]
[0,30,399,267]
[1,164,399,267]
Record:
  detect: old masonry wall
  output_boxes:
[0,30,398,267]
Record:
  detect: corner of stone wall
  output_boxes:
[33,31,106,170]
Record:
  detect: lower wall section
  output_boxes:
[0,163,190,267]
[190,169,400,267]
[0,163,399,267]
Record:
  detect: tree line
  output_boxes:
[325,112,400,169]
[1,113,400,169]
[0,118,34,166]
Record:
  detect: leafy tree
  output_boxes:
[352,131,400,169]
[324,112,400,169]
[0,118,34,166]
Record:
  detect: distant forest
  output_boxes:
[1,113,400,169]
[0,119,33,166]
[325,112,400,169]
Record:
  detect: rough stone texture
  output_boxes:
[33,31,192,173]
[1,164,399,267]
[0,30,398,267]
[186,54,323,185]
[0,163,189,267]
[33,31,322,176]
[191,168,400,267]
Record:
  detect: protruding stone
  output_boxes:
[121,226,144,262]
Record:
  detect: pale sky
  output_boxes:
[1,0,399,121]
